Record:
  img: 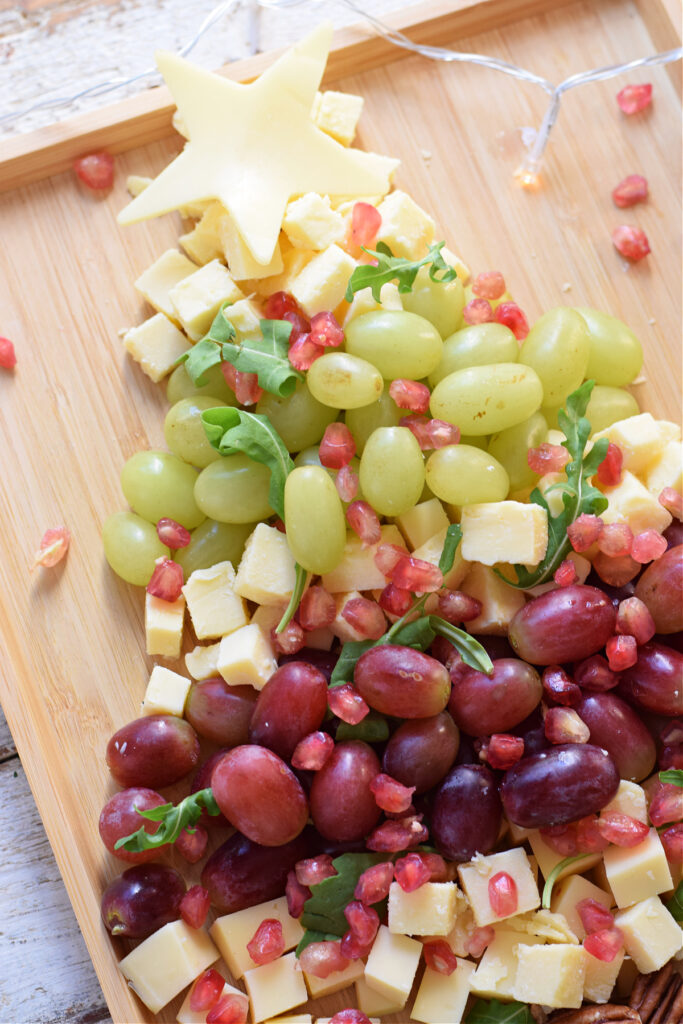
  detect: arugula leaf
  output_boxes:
[276,563,308,633]
[336,711,390,743]
[429,617,494,674]
[666,880,683,923]
[202,407,294,520]
[114,788,221,852]
[175,303,237,385]
[300,852,388,937]
[345,241,457,303]
[221,319,303,398]
[541,853,596,908]
[500,380,608,589]
[466,999,534,1024]
[438,523,463,575]
[329,639,375,688]
[660,768,683,787]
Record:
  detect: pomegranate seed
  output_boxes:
[354,862,394,904]
[298,586,336,631]
[575,815,610,854]
[661,823,683,866]
[155,517,191,549]
[394,852,432,892]
[347,501,382,547]
[486,734,525,769]
[330,1011,372,1024]
[273,517,286,533]
[32,526,71,569]
[584,927,624,963]
[0,336,17,369]
[527,443,570,475]
[329,682,370,724]
[220,363,263,405]
[425,418,460,449]
[370,773,415,814]
[659,487,683,520]
[577,898,614,935]
[309,311,343,348]
[495,302,529,340]
[300,941,351,979]
[400,414,432,449]
[296,854,337,887]
[389,379,431,413]
[175,825,208,863]
[283,310,310,344]
[597,443,624,487]
[146,557,183,602]
[181,885,211,930]
[554,559,578,587]
[190,969,224,1012]
[341,597,386,640]
[616,596,656,645]
[247,918,284,966]
[351,202,382,249]
[336,465,359,502]
[488,872,518,917]
[272,621,305,655]
[612,225,650,261]
[344,900,380,946]
[374,542,406,576]
[320,422,356,469]
[341,930,374,960]
[292,731,334,773]
[541,823,580,857]
[463,298,493,325]
[465,926,495,958]
[631,529,668,564]
[606,634,638,671]
[436,590,481,624]
[472,271,506,301]
[264,292,301,320]
[574,655,620,693]
[617,83,652,115]
[391,555,443,593]
[285,869,310,918]
[367,815,428,852]
[567,514,604,552]
[206,994,248,1024]
[542,665,582,706]
[598,522,633,557]
[592,550,640,587]
[289,334,322,371]
[423,939,458,975]
[379,583,413,617]
[598,812,649,847]
[612,174,648,208]
[74,151,114,190]
[545,707,590,744]
[420,853,450,882]
[649,784,683,826]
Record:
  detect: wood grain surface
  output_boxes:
[0,0,680,1021]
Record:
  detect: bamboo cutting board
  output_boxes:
[0,1,681,1021]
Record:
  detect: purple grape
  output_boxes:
[309,741,382,842]
[101,864,185,938]
[619,642,683,716]
[508,585,617,664]
[431,764,501,861]
[249,661,328,760]
[185,678,257,746]
[575,692,656,781]
[105,715,200,788]
[448,659,542,736]
[382,713,460,793]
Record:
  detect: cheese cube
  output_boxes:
[217,623,277,690]
[583,946,624,1004]
[289,244,356,317]
[458,848,540,927]
[321,525,407,593]
[126,174,152,197]
[411,527,469,590]
[343,282,403,325]
[514,943,586,1008]
[601,780,648,824]
[503,908,579,944]
[396,499,449,551]
[118,921,218,1014]
[304,957,364,998]
[364,926,422,1004]
[461,562,526,636]
[354,975,406,1015]
[528,829,602,882]
[614,896,683,973]
[375,190,435,260]
[283,193,345,251]
[331,590,367,643]
[411,959,475,1024]
[210,897,304,978]
[178,202,225,266]
[235,523,298,605]
[219,214,284,281]
[123,313,191,383]
[135,249,197,321]
[471,930,545,1000]
[243,952,308,1023]
[254,246,315,298]
[182,561,249,640]
[388,881,459,936]
[537,471,566,517]
[601,470,672,535]
[223,297,262,341]
[441,244,470,284]
[593,413,666,475]
[141,665,191,716]
[170,260,244,341]
[551,875,613,940]
[263,1018,312,1024]
[185,641,221,680]
[177,979,248,1024]
[145,591,185,658]
[658,419,682,442]
[461,501,548,567]
[644,440,683,497]
[603,827,673,907]
[312,89,364,146]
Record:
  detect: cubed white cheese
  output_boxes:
[283,193,345,251]
[601,470,672,535]
[254,246,315,298]
[185,641,221,680]
[223,297,262,341]
[210,897,304,979]
[312,89,364,146]
[242,952,308,1023]
[643,439,683,497]
[343,282,403,325]
[471,930,544,1001]
[304,957,364,998]
[528,829,602,882]
[550,874,613,940]
[123,313,191,383]
[331,590,367,643]
[440,244,470,284]
[182,561,249,640]
[135,249,197,322]
[219,214,284,280]
[320,525,407,593]
[396,498,450,551]
[503,908,579,944]
[458,848,540,927]
[460,501,548,567]
[141,665,191,717]
[601,780,648,824]
[411,527,469,589]
[583,946,624,1004]
[614,896,683,973]
[603,828,673,907]
[513,943,586,1008]
[216,623,277,690]
[178,201,225,266]
[289,244,356,317]
[387,881,459,936]
[461,562,526,636]
[118,921,218,1014]
[364,926,422,1005]
[145,591,185,658]
[355,975,406,1015]
[411,959,475,1024]
[177,979,248,1024]
[593,413,666,476]
[126,174,152,197]
[169,260,244,341]
[375,190,435,259]
[234,523,298,605]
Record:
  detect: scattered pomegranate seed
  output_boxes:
[577,898,614,935]
[74,151,114,190]
[541,823,579,857]
[351,202,382,249]
[272,621,305,655]
[288,334,323,371]
[264,291,300,320]
[394,852,432,892]
[592,550,640,587]
[617,83,652,115]
[389,379,431,413]
[378,583,413,618]
[649,783,683,827]
[472,270,506,301]
[463,298,494,325]
[181,885,211,930]
[296,854,337,887]
[247,918,285,966]
[575,815,611,853]
[631,529,667,564]
[423,939,458,975]
[542,665,581,706]
[527,443,570,475]
[425,418,460,449]
[367,815,428,852]
[291,731,334,773]
[347,501,382,547]
[298,586,336,631]
[437,589,482,624]
[597,443,624,487]
[598,812,649,847]
[370,774,415,815]
[0,336,17,369]
[146,557,183,602]
[341,597,386,640]
[320,423,356,469]
[661,823,683,866]
[612,225,651,262]
[495,302,529,340]
[285,869,310,918]
[336,465,359,502]
[310,311,344,348]
[340,929,374,959]
[32,526,71,569]
[344,900,380,946]
[190,968,225,1012]
[659,487,683,520]
[612,174,648,208]
[606,634,638,671]
[465,926,495,958]
[175,824,208,863]
[554,559,578,587]
[283,310,310,343]
[354,862,394,904]
[545,707,590,744]
[374,542,406,576]
[391,555,443,593]
[488,872,518,917]
[400,414,432,449]
[273,517,287,533]
[329,1010,372,1024]
[206,994,248,1024]
[329,682,370,724]
[598,522,633,557]
[584,927,624,963]
[616,596,655,645]
[155,517,191,549]
[574,655,620,693]
[299,941,351,979]
[567,514,604,552]
[221,363,263,405]
[486,734,525,770]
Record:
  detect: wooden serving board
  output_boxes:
[0,1,680,1021]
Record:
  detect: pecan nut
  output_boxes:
[630,962,683,1024]
[549,1005,641,1024]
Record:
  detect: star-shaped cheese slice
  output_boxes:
[118,24,399,265]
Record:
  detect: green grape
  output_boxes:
[576,307,644,386]
[459,435,489,451]
[166,363,238,405]
[194,455,273,523]
[519,307,590,406]
[294,447,363,505]
[586,385,640,434]
[401,264,465,339]
[120,450,205,529]
[102,512,169,586]
[176,519,256,576]
[429,323,518,386]
[256,381,337,453]
[425,445,510,506]
[430,363,543,436]
[488,412,548,492]
[284,466,347,574]
[344,386,402,453]
[359,427,425,516]
[307,352,383,409]
[344,310,443,380]
[164,397,226,469]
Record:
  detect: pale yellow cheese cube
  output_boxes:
[537,471,566,517]
[411,958,475,1024]
[254,247,315,298]
[185,641,221,680]
[304,957,364,998]
[601,470,672,534]
[583,946,624,1004]
[388,881,459,936]
[118,921,218,1014]
[551,874,612,940]
[603,828,673,907]
[145,591,185,658]
[210,897,304,978]
[461,562,526,636]
[141,665,191,716]
[514,943,585,1008]
[170,260,244,341]
[614,896,683,973]
[396,499,449,551]
[355,975,406,1015]
[179,202,225,266]
[321,525,407,593]
[304,626,335,651]
[644,439,683,497]
[593,413,666,476]
[364,926,422,1004]
[528,829,602,882]
[263,1017,312,1024]
[458,848,540,927]
[503,908,579,944]
[243,952,308,1023]
[471,930,544,1000]
[219,214,284,281]
[411,527,469,590]
[182,561,249,640]
[507,819,533,843]
[217,623,277,690]
[177,979,248,1024]
[289,244,356,317]
[312,89,364,146]
[224,297,262,342]
[658,419,682,442]
[250,603,286,636]
[601,780,648,824]
[331,590,367,643]
[123,313,191,383]
[283,193,345,251]
[135,249,198,322]
[461,501,548,567]
[126,174,152,197]
[343,282,403,325]
[375,190,435,260]
[441,245,470,284]
[235,523,298,605]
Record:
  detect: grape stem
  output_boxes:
[114,788,221,853]
[541,853,595,908]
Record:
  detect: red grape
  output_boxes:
[309,741,382,842]
[508,585,617,664]
[101,863,185,938]
[432,765,502,861]
[98,787,166,863]
[248,661,328,760]
[619,642,683,716]
[574,693,656,782]
[190,750,231,830]
[448,658,542,735]
[201,830,315,914]
[354,645,451,718]
[185,679,257,746]
[105,715,200,788]
[634,545,683,634]
[382,713,460,794]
